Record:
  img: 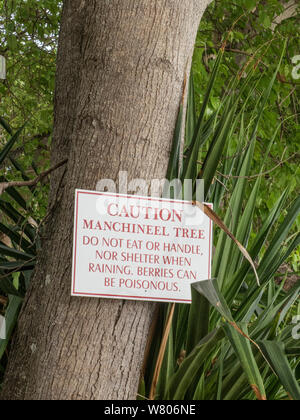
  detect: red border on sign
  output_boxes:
[72,190,213,303]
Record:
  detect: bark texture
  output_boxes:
[1,0,211,400]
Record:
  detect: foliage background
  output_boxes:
[193,0,300,273]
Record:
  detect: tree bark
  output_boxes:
[1,0,211,400]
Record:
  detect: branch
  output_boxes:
[0,159,68,195]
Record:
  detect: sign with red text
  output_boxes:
[72,190,213,303]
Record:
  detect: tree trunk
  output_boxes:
[1,0,211,400]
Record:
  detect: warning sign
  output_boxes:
[72,190,213,303]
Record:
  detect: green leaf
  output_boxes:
[6,35,18,51]
[201,97,235,198]
[0,198,36,243]
[192,279,233,321]
[166,328,224,400]
[259,195,300,281]
[0,260,35,272]
[9,157,31,183]
[165,104,183,183]
[0,176,27,210]
[185,72,197,148]
[192,279,267,399]
[0,222,35,254]
[183,51,223,182]
[226,189,288,306]
[0,117,13,135]
[0,242,35,261]
[0,274,21,296]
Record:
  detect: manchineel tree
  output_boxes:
[0,0,213,400]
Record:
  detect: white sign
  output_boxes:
[72,190,213,304]
[0,315,6,339]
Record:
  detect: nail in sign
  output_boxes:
[72,190,213,303]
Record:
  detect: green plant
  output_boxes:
[0,119,39,388]
[142,46,300,401]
